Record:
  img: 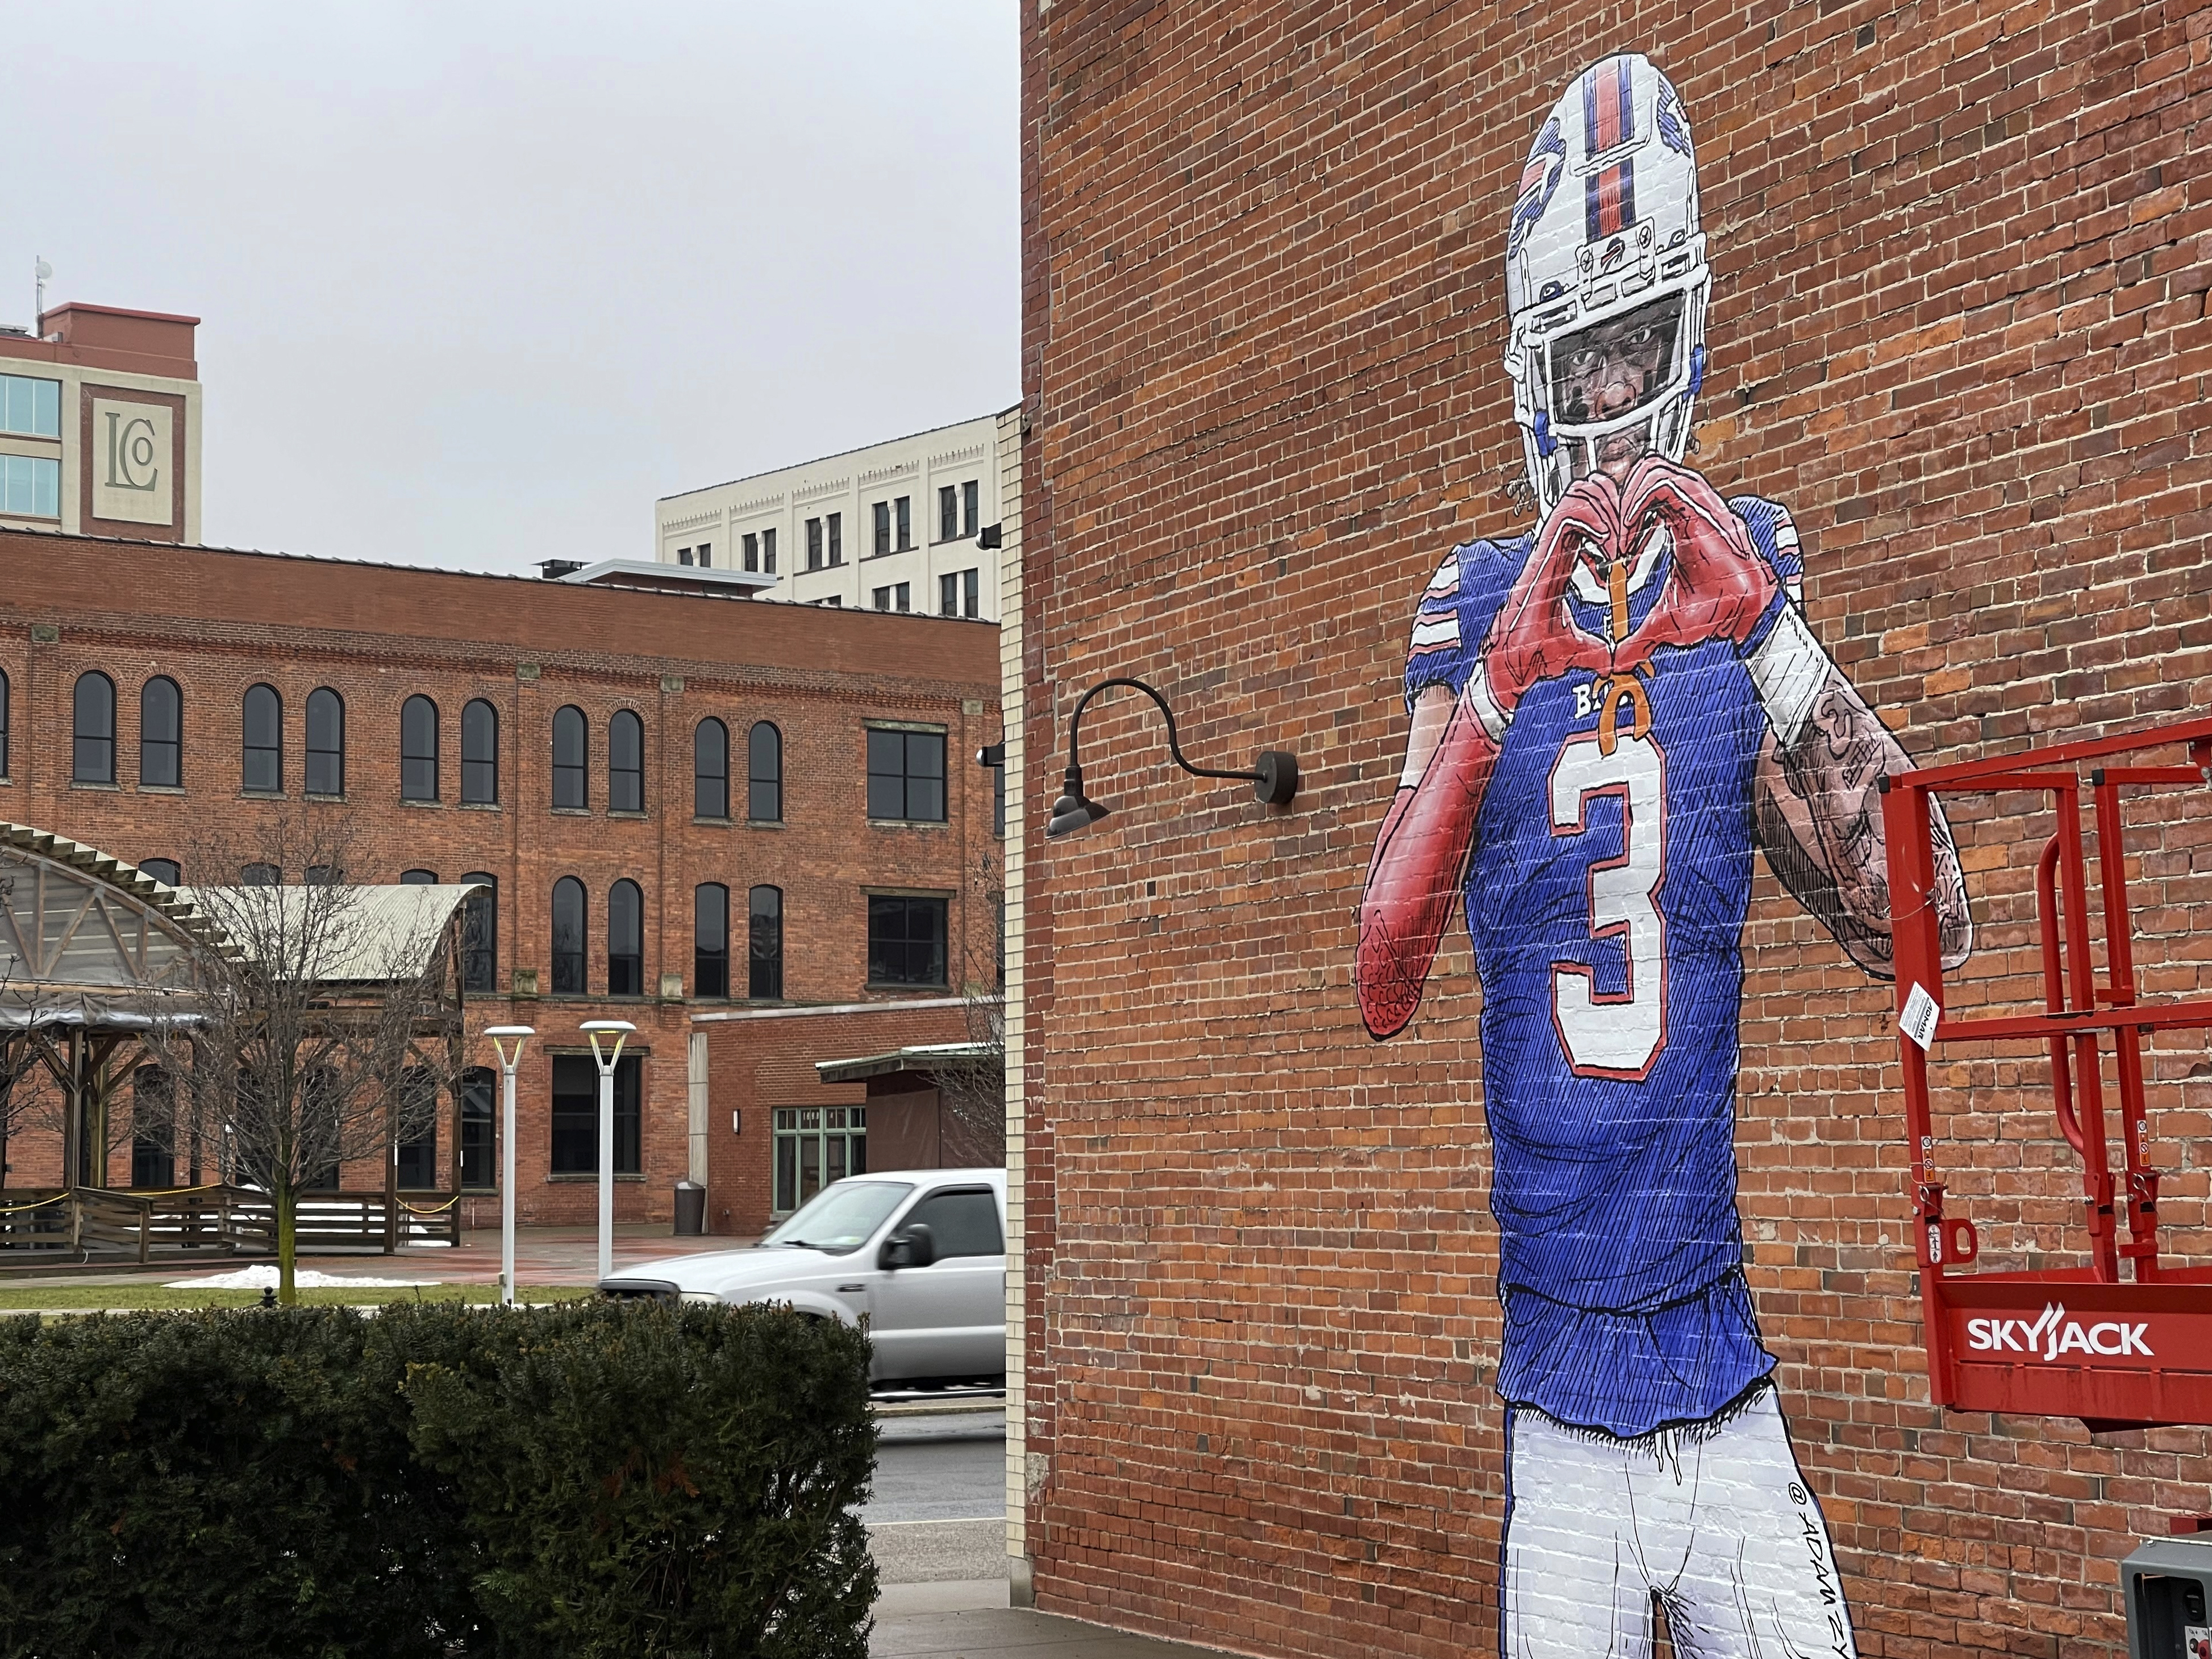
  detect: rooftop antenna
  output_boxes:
[33,257,50,334]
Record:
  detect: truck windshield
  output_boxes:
[760,1181,915,1255]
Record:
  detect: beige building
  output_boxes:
[654,410,1011,620]
[0,303,203,545]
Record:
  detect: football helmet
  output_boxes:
[1505,54,1709,515]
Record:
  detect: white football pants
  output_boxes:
[1501,1385,1856,1658]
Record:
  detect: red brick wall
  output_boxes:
[0,531,999,1227]
[1019,4,2212,1656]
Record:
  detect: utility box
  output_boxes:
[2124,1535,2212,1659]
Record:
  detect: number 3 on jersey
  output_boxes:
[1547,730,1668,1079]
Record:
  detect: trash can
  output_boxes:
[2122,1532,2212,1658]
[672,1180,706,1237]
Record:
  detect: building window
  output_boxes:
[747,722,782,822]
[873,587,888,611]
[867,728,945,821]
[401,695,439,802]
[939,485,959,543]
[939,573,959,617]
[140,676,181,788]
[827,512,842,565]
[72,671,116,785]
[806,518,824,572]
[461,699,498,804]
[551,876,588,994]
[461,874,497,993]
[895,495,912,551]
[609,710,644,813]
[748,885,783,999]
[772,1105,865,1215]
[743,532,759,573]
[964,568,980,619]
[873,500,890,557]
[241,862,281,886]
[694,717,728,819]
[608,878,643,997]
[552,706,588,809]
[139,857,181,886]
[397,1088,437,1190]
[696,541,711,569]
[131,1066,176,1189]
[551,1053,641,1175]
[400,868,438,884]
[963,480,980,537]
[460,1068,495,1190]
[761,527,777,574]
[677,547,693,566]
[305,687,345,797]
[0,373,60,437]
[243,684,284,795]
[695,882,729,998]
[0,455,59,518]
[0,668,9,777]
[872,583,911,613]
[869,895,948,986]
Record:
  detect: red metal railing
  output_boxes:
[1880,716,2212,1430]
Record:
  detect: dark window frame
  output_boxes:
[401,695,440,802]
[551,1052,641,1175]
[244,684,285,795]
[607,878,644,997]
[72,670,116,785]
[747,721,782,822]
[552,706,588,810]
[866,727,947,823]
[609,709,645,814]
[694,717,729,819]
[867,894,949,987]
[0,666,9,777]
[694,882,730,999]
[748,885,784,1000]
[939,484,959,542]
[963,479,980,537]
[139,857,181,886]
[304,687,344,798]
[551,875,588,994]
[461,873,497,994]
[461,699,498,804]
[460,1067,495,1190]
[140,676,182,789]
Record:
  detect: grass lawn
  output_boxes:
[0,1283,599,1311]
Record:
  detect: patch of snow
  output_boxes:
[162,1265,439,1290]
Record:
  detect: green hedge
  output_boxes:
[0,1301,877,1659]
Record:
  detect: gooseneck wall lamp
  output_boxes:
[1047,677,1299,839]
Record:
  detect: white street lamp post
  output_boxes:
[483,1026,535,1308]
[580,1020,636,1286]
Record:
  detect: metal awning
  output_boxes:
[814,1041,999,1086]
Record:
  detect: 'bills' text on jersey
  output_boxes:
[1404,494,1803,1437]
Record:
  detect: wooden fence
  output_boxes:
[0,1185,461,1262]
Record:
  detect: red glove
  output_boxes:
[1356,482,1616,1039]
[1484,476,1618,710]
[1613,456,1781,674]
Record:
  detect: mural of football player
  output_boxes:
[1354,53,1972,1658]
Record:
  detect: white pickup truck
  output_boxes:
[598,1167,1007,1385]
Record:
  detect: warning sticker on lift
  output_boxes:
[1899,982,1940,1051]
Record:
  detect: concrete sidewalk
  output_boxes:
[873,1579,1228,1658]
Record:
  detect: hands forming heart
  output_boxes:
[1476,456,1780,724]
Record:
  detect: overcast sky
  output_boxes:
[6,3,1019,575]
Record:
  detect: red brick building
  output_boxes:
[1010,5,2212,1656]
[0,528,1000,1231]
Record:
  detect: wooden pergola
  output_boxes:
[0,824,477,1260]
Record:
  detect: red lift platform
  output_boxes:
[1881,716,2212,1432]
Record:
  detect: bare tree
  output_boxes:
[938,842,1007,1166]
[135,812,463,1303]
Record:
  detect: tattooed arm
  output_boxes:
[1748,616,1971,978]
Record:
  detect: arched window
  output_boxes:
[306,687,345,797]
[461,699,498,805]
[608,878,643,996]
[552,706,588,810]
[0,667,10,778]
[694,882,729,998]
[139,857,181,887]
[401,695,439,802]
[694,718,728,819]
[748,885,784,999]
[72,671,116,784]
[551,876,587,994]
[460,873,497,994]
[399,868,439,884]
[609,709,644,813]
[748,722,782,822]
[139,676,181,789]
[241,862,281,886]
[243,685,284,794]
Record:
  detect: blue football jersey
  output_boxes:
[1402,493,1804,1436]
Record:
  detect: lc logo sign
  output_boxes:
[90,398,174,527]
